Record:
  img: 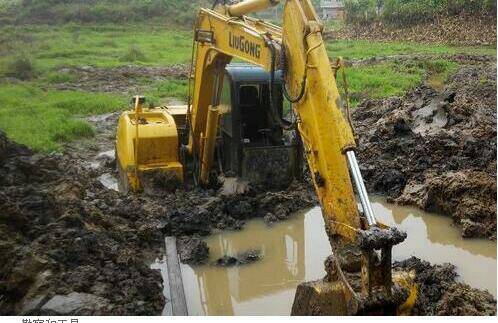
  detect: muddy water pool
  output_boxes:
[154,196,496,315]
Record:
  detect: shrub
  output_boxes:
[3,56,37,80]
[120,46,148,62]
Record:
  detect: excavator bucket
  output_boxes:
[115,98,184,192]
[291,226,418,315]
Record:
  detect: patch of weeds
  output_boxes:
[337,59,457,106]
[337,62,423,106]
[52,121,95,143]
[44,71,78,84]
[2,55,37,80]
[0,84,126,152]
[145,79,188,106]
[419,59,457,90]
[98,39,118,48]
[120,46,148,62]
[327,40,496,60]
[37,49,94,59]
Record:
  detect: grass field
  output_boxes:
[337,59,458,106]
[0,24,192,71]
[0,84,125,151]
[0,24,494,152]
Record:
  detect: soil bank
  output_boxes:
[353,63,497,239]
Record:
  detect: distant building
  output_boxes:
[320,0,344,20]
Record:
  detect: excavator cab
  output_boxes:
[217,64,299,187]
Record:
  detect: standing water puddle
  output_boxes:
[155,196,496,315]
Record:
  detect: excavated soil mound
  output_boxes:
[0,130,315,315]
[394,257,496,315]
[353,63,497,239]
[0,132,165,315]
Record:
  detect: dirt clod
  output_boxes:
[177,237,209,265]
[394,257,496,315]
[215,249,262,267]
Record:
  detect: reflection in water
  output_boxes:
[181,211,323,315]
[158,198,496,315]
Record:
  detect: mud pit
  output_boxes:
[353,63,497,239]
[0,130,315,315]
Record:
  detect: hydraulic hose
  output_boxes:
[266,39,294,131]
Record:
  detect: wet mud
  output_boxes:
[0,128,314,315]
[52,64,189,93]
[0,131,164,315]
[214,249,262,267]
[353,63,497,239]
[394,257,496,315]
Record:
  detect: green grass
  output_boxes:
[326,39,496,60]
[0,84,126,152]
[337,59,458,106]
[43,71,79,84]
[145,79,189,106]
[0,78,190,152]
[0,24,192,74]
[0,24,193,152]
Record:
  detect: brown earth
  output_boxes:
[353,62,497,239]
[327,15,496,46]
[51,64,189,94]
[394,257,496,315]
[0,126,315,315]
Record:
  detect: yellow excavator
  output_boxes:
[115,0,417,315]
